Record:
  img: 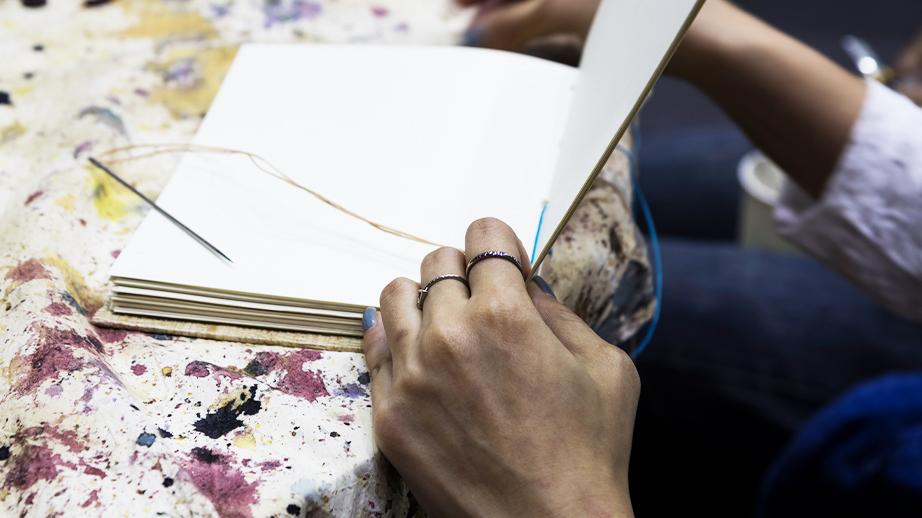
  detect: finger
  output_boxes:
[466,0,600,52]
[419,247,470,326]
[516,236,532,280]
[464,218,529,299]
[526,277,628,378]
[362,309,393,401]
[379,277,422,362]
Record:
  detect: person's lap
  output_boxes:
[624,125,922,516]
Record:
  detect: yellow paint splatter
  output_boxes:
[13,86,33,97]
[0,121,26,145]
[55,195,75,212]
[118,0,217,40]
[232,432,256,449]
[83,164,141,222]
[148,46,238,119]
[44,253,103,311]
[162,366,173,377]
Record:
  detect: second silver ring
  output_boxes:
[417,274,471,310]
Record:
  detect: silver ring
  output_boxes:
[417,274,471,310]
[465,251,523,278]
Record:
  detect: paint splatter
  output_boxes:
[158,428,173,438]
[137,433,156,447]
[370,6,388,17]
[61,291,87,315]
[263,0,321,28]
[12,326,88,394]
[185,361,210,378]
[240,350,329,402]
[45,384,63,397]
[0,91,11,105]
[5,258,50,284]
[333,382,366,399]
[259,459,281,472]
[3,442,76,490]
[44,302,72,317]
[183,448,259,518]
[131,364,147,376]
[1,121,27,144]
[80,489,99,508]
[94,325,127,343]
[73,140,93,158]
[357,371,371,385]
[78,106,127,137]
[193,385,262,439]
[24,190,44,205]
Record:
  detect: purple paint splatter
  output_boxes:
[131,364,147,376]
[44,302,72,317]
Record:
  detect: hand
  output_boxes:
[458,0,601,51]
[363,218,639,517]
[894,26,922,106]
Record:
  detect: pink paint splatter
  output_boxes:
[45,384,63,397]
[93,325,128,343]
[25,190,44,205]
[44,302,72,317]
[3,442,76,490]
[131,364,147,376]
[13,326,88,394]
[5,258,50,283]
[242,350,328,401]
[337,414,355,422]
[73,140,93,158]
[259,459,281,472]
[185,361,210,378]
[371,6,389,17]
[183,456,259,518]
[134,88,149,97]
[80,489,99,508]
[111,249,121,258]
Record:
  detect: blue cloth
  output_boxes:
[626,125,922,517]
[757,374,922,518]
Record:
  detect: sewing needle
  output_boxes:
[88,157,233,264]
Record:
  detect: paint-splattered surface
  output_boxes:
[0,0,649,516]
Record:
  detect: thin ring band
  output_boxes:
[465,251,523,278]
[417,274,471,310]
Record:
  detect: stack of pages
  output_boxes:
[105,0,703,338]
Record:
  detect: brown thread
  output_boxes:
[97,143,445,248]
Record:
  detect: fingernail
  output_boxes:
[533,275,556,300]
[362,307,377,332]
[461,25,485,47]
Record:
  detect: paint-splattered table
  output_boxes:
[0,1,652,516]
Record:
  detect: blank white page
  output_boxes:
[110,44,577,308]
[532,0,705,267]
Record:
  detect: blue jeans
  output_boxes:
[625,126,922,517]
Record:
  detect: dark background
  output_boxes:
[643,0,922,134]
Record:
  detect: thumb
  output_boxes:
[526,277,630,380]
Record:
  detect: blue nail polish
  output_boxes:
[533,275,556,300]
[461,25,485,47]
[362,307,377,332]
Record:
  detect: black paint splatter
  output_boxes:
[330,431,339,438]
[193,386,262,439]
[33,44,44,51]
[0,445,9,460]
[21,0,47,8]
[149,333,173,341]
[61,291,86,315]
[191,447,220,464]
[157,428,173,439]
[357,371,371,385]
[136,433,156,447]
[286,504,301,515]
[162,476,174,487]
[0,92,10,106]
[83,0,112,6]
[243,358,270,377]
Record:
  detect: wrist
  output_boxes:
[489,467,633,518]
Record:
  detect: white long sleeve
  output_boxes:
[774,80,922,323]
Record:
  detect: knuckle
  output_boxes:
[379,277,416,307]
[467,217,511,243]
[421,322,471,357]
[422,247,462,272]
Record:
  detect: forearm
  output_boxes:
[670,0,866,198]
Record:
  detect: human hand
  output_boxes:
[363,217,639,517]
[458,0,601,51]
[894,26,922,106]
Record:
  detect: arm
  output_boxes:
[667,0,866,199]
[462,0,866,199]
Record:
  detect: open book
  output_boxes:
[105,0,703,338]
